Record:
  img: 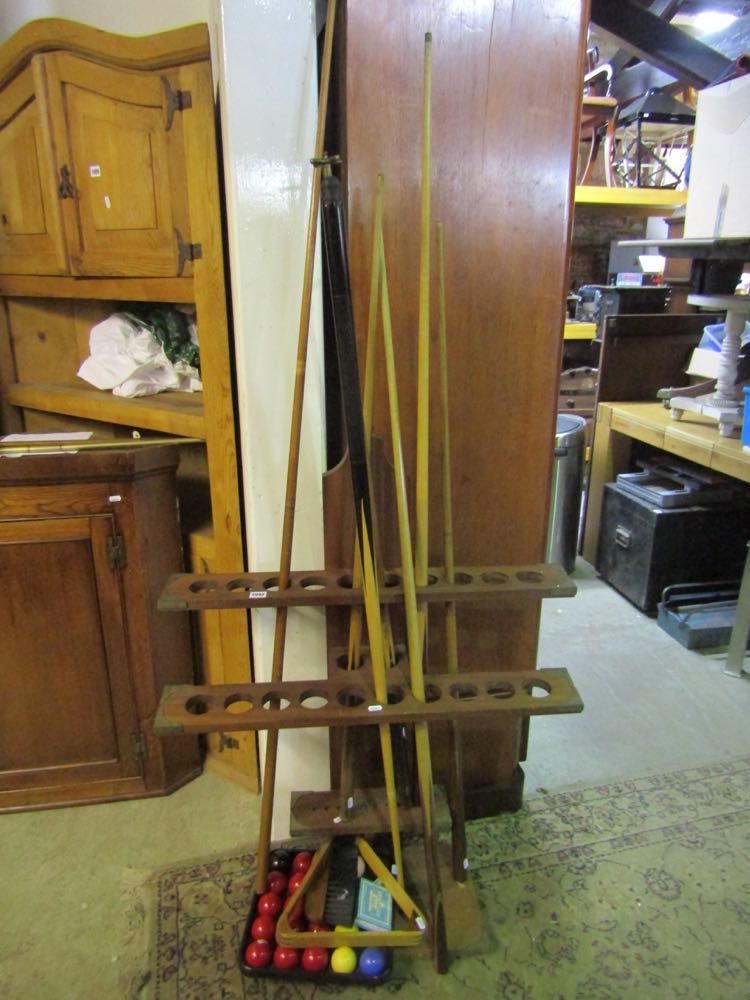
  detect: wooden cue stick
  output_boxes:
[360,508,405,884]
[437,219,467,882]
[339,173,387,816]
[254,0,337,895]
[319,168,405,884]
[380,207,443,958]
[345,172,388,675]
[415,31,432,651]
[378,219,436,841]
[0,437,204,454]
[410,36,447,964]
[437,223,458,673]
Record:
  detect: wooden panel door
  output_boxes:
[342,0,588,812]
[0,61,67,275]
[0,514,144,801]
[39,52,191,277]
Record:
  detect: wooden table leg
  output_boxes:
[725,541,750,678]
[582,404,634,565]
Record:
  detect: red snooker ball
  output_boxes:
[287,872,305,896]
[257,892,283,919]
[302,946,329,972]
[251,914,277,942]
[273,945,300,970]
[244,939,272,968]
[292,851,313,874]
[266,871,288,896]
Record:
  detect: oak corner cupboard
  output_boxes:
[0,18,257,795]
[0,446,199,810]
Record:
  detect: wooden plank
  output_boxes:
[6,382,206,437]
[574,185,687,215]
[0,275,194,301]
[158,562,576,611]
[290,784,452,837]
[188,526,259,793]
[155,667,583,734]
[342,0,588,810]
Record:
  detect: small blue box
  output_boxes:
[355,877,392,932]
[743,387,750,450]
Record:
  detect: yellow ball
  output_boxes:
[330,945,357,974]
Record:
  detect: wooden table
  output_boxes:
[581,401,750,565]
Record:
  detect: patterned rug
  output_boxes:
[151,756,750,999]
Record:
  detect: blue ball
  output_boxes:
[358,947,387,978]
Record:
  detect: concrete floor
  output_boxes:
[3,558,749,999]
[527,558,750,792]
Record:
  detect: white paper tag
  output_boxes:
[248,591,267,600]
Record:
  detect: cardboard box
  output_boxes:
[685,74,750,239]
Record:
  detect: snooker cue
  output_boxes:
[254,0,337,895]
[321,167,405,882]
[437,219,468,882]
[415,31,432,651]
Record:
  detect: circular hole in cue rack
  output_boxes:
[387,686,405,705]
[454,572,473,585]
[481,571,509,585]
[424,684,441,703]
[516,570,544,583]
[189,580,218,593]
[523,680,551,698]
[300,577,326,590]
[186,696,210,715]
[383,573,400,588]
[337,574,353,589]
[262,577,280,591]
[261,691,290,710]
[226,578,253,591]
[449,682,479,700]
[337,686,366,708]
[300,691,328,710]
[225,695,253,714]
[426,574,439,585]
[336,653,364,670]
[486,681,514,699]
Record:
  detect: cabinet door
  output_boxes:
[0,61,68,275]
[39,52,192,277]
[0,514,144,802]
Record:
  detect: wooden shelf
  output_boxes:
[574,185,687,216]
[6,382,206,438]
[0,275,194,302]
[563,321,596,340]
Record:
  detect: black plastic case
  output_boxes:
[596,482,750,612]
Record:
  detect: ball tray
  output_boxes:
[239,849,392,985]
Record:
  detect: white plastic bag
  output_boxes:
[77,314,201,398]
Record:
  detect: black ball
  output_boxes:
[269,849,292,873]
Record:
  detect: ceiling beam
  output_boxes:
[590,0,732,88]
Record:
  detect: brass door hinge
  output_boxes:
[132,731,148,771]
[58,164,75,199]
[175,228,202,276]
[161,76,192,131]
[107,534,126,570]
